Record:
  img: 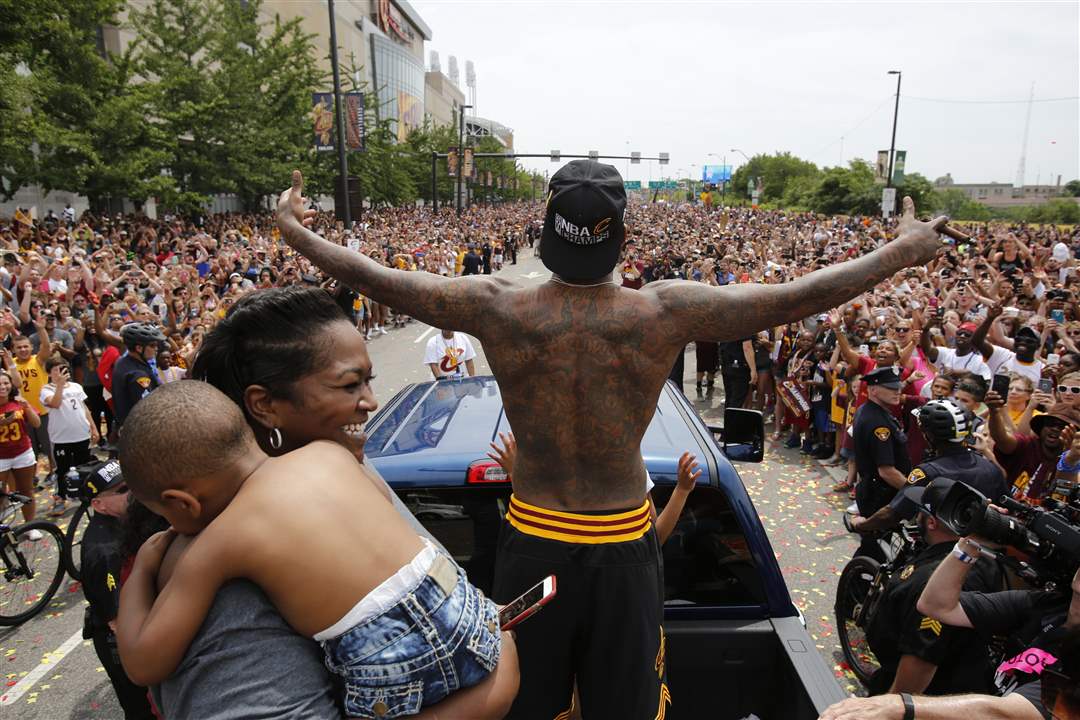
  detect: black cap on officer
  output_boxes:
[83,460,124,500]
[863,366,902,389]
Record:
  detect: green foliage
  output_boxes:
[893,173,934,213]
[1064,180,1080,197]
[806,159,879,216]
[933,188,992,221]
[730,152,820,203]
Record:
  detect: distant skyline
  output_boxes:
[414,1,1079,187]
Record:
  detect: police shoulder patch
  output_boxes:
[900,564,915,581]
[135,376,151,389]
[874,426,891,441]
[906,468,927,485]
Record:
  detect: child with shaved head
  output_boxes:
[116,380,518,719]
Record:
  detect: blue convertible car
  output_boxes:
[366,376,845,719]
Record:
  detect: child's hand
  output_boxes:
[486,432,516,475]
[676,452,702,492]
[133,528,177,575]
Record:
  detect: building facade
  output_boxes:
[424,71,465,130]
[934,174,1075,208]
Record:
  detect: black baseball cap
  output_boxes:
[540,160,627,282]
[83,460,124,499]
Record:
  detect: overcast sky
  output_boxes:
[413,1,1079,187]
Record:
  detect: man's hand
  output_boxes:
[1063,425,1080,466]
[984,389,1005,410]
[895,196,949,266]
[275,171,318,239]
[818,694,905,720]
[676,451,702,492]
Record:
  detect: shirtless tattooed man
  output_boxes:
[277,160,949,720]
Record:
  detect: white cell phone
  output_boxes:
[1047,353,1061,365]
[499,575,556,631]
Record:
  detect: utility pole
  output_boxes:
[327,0,350,228]
[456,103,473,215]
[886,70,902,190]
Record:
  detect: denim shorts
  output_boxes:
[321,553,502,719]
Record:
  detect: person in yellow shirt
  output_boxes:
[13,314,53,490]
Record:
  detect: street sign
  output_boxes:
[631,152,641,164]
[648,180,677,189]
[624,181,642,190]
[550,150,560,162]
[658,152,669,165]
[882,187,897,217]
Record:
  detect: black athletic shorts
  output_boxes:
[492,495,669,720]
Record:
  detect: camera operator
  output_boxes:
[851,399,1006,535]
[986,388,1080,503]
[917,531,1079,709]
[863,479,1003,696]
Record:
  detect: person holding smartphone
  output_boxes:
[40,357,99,516]
[0,364,41,533]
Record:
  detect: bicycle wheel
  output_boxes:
[0,521,66,626]
[62,503,93,582]
[835,556,883,688]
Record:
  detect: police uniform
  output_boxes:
[852,367,911,559]
[890,445,1008,522]
[866,540,1001,696]
[80,461,156,719]
[111,353,159,427]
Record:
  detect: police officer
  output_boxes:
[851,366,911,561]
[865,479,1003,696]
[112,323,165,428]
[80,460,156,719]
[852,398,1008,535]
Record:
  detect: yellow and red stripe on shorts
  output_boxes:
[506,494,652,544]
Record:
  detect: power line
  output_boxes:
[903,94,1079,105]
[812,95,894,158]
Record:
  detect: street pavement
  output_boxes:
[1,246,861,718]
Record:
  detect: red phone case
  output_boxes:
[500,577,557,631]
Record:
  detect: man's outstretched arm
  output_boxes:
[653,197,949,345]
[275,171,507,337]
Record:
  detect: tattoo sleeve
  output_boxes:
[656,239,934,344]
[282,225,507,335]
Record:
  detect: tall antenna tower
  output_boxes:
[465,60,476,115]
[448,56,459,87]
[1015,82,1035,188]
[429,50,440,73]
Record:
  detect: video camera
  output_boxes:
[926,477,1080,586]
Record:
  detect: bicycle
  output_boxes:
[0,491,66,626]
[834,516,923,688]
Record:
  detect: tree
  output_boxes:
[1064,179,1080,197]
[729,152,820,203]
[931,188,991,221]
[894,173,934,214]
[807,159,879,216]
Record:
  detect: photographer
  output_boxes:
[917,532,1079,705]
[864,479,1004,696]
[851,399,1006,536]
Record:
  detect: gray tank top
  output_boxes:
[153,484,442,719]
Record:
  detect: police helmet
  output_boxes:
[120,322,166,350]
[915,398,971,444]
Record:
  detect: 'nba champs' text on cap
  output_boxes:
[540,160,627,282]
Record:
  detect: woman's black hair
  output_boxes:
[190,286,349,416]
[118,497,170,561]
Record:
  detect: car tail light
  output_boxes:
[467,461,509,484]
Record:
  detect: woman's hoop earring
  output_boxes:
[269,427,283,450]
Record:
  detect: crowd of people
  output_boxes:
[2,166,1078,720]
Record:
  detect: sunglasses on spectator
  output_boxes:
[1057,385,1080,395]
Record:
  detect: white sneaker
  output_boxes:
[25,529,44,542]
[846,502,859,514]
[365,330,372,341]
[379,326,388,335]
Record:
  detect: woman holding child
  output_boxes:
[127,286,516,720]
